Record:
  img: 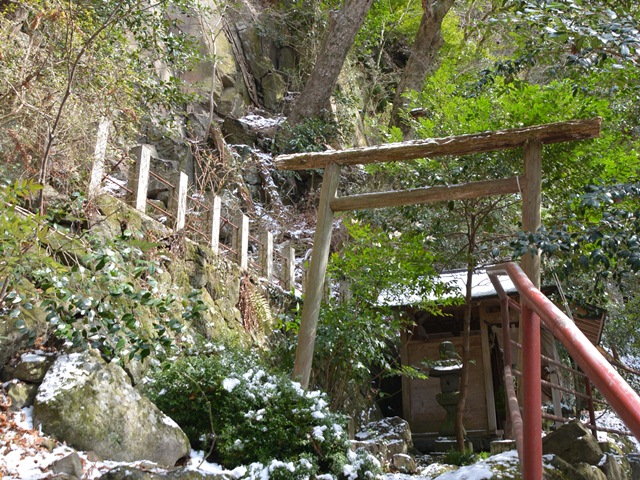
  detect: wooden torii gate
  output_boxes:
[274,117,602,389]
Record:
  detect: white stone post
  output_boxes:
[129,145,152,212]
[175,172,188,231]
[88,119,110,198]
[209,195,221,254]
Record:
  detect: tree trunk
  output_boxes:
[287,0,373,126]
[389,0,455,135]
[456,219,475,451]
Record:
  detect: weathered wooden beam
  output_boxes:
[480,319,498,433]
[236,213,249,271]
[275,117,601,171]
[330,176,522,212]
[292,162,341,388]
[521,139,542,288]
[283,244,296,292]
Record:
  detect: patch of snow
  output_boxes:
[19,353,49,363]
[35,353,90,404]
[432,451,520,480]
[312,425,327,441]
[378,268,517,306]
[186,449,238,475]
[161,414,180,429]
[431,364,463,372]
[355,430,373,440]
[0,408,246,480]
[238,115,285,130]
[103,175,128,195]
[223,377,241,392]
[433,463,493,480]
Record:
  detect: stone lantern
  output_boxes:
[429,341,472,452]
[430,341,463,437]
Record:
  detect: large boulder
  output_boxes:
[543,456,606,480]
[352,416,414,464]
[600,453,629,480]
[100,466,228,480]
[33,351,190,467]
[543,420,604,466]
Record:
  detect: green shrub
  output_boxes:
[269,220,453,414]
[442,448,477,466]
[145,344,382,479]
[30,230,194,362]
[0,179,53,345]
[1,180,207,362]
[274,114,347,154]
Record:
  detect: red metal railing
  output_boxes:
[487,262,640,480]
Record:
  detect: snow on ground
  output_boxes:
[583,409,640,452]
[429,451,520,480]
[2,404,638,480]
[238,114,285,130]
[0,407,241,480]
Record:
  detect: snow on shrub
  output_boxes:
[144,344,381,480]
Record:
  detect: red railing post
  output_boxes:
[498,262,640,441]
[585,379,597,437]
[521,303,543,480]
[497,294,524,460]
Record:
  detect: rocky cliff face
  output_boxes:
[145,0,298,167]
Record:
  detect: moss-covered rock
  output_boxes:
[90,193,250,346]
[543,420,604,466]
[34,351,190,467]
[100,465,228,480]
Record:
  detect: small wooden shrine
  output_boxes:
[390,269,605,448]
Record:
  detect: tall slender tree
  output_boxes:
[287,0,373,126]
[389,0,455,135]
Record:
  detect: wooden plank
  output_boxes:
[521,139,542,287]
[519,139,543,405]
[292,162,341,388]
[480,319,498,433]
[175,172,188,231]
[209,195,221,254]
[331,176,521,212]
[275,118,601,171]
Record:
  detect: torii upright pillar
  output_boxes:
[291,162,341,388]
[520,138,543,479]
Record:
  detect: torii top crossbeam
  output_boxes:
[275,118,601,171]
[275,117,602,389]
